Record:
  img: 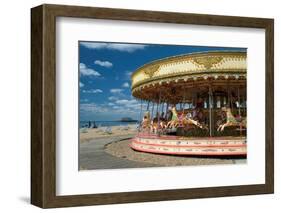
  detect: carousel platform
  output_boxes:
[130,133,247,156]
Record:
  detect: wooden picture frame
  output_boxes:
[31,4,274,208]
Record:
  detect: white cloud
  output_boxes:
[82,89,103,93]
[80,98,88,102]
[94,60,113,68]
[80,103,109,113]
[80,63,100,76]
[108,96,118,101]
[80,42,147,53]
[115,99,135,105]
[124,71,133,80]
[79,82,84,87]
[122,82,130,88]
[115,99,139,106]
[80,101,140,120]
[110,88,124,94]
[112,106,121,109]
[114,99,141,112]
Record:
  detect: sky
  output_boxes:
[79,41,246,121]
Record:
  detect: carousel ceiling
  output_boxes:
[131,51,247,103]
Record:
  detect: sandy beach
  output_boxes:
[79,124,246,170]
[79,124,156,170]
[79,124,157,170]
[79,124,138,143]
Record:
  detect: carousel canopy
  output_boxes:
[131,51,246,104]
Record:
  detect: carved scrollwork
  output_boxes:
[144,65,159,78]
[193,56,223,69]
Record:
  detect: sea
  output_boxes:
[79,120,139,128]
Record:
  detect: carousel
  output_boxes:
[130,51,247,156]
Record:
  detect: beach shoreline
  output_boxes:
[79,124,138,143]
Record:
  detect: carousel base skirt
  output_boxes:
[130,133,247,156]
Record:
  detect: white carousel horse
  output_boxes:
[217,107,247,131]
[167,107,206,129]
[141,111,151,130]
[182,117,206,129]
[150,120,166,133]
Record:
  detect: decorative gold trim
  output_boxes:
[132,73,247,94]
[143,64,159,78]
[132,69,247,89]
[192,56,223,69]
[131,51,247,101]
[131,51,246,79]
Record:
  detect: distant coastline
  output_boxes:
[119,117,138,122]
[79,120,138,128]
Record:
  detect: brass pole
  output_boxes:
[139,99,143,133]
[238,87,241,117]
[157,91,162,135]
[151,102,155,119]
[209,85,213,137]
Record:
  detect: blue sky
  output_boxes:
[79,41,246,121]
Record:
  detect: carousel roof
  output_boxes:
[131,51,247,103]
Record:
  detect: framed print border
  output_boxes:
[31,4,274,208]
